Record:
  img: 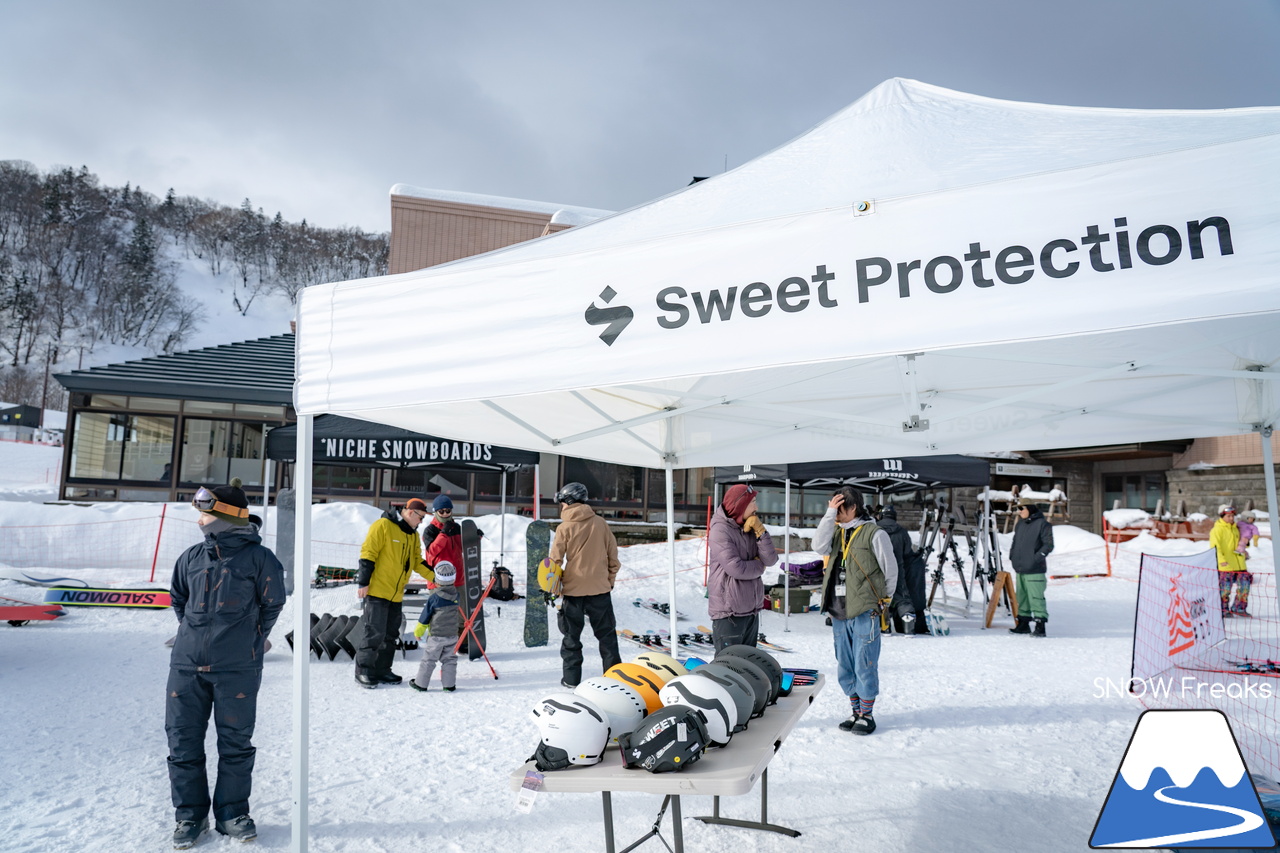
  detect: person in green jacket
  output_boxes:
[354,497,434,687]
[1211,505,1251,617]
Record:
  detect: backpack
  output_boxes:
[488,565,517,601]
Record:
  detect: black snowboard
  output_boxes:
[460,519,487,661]
[524,521,550,647]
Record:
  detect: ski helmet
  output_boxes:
[631,651,685,684]
[536,558,563,596]
[658,674,738,746]
[618,704,710,773]
[705,656,770,718]
[574,677,647,743]
[604,663,665,713]
[716,645,784,705]
[529,692,611,771]
[688,663,755,731]
[555,482,589,505]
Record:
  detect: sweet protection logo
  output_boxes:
[1090,710,1275,848]
[584,286,633,346]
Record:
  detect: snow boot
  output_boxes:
[839,715,860,732]
[912,611,931,635]
[215,814,257,843]
[851,714,877,735]
[1031,618,1047,638]
[172,818,208,849]
[890,614,906,634]
[1009,616,1032,635]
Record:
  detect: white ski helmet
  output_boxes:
[529,692,611,770]
[688,664,755,732]
[574,677,647,742]
[702,655,770,718]
[631,650,685,684]
[658,674,739,747]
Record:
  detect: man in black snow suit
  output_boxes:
[166,479,284,849]
[879,506,928,635]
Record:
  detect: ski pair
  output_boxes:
[695,624,794,653]
[616,628,672,653]
[633,597,688,620]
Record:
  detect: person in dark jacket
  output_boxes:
[166,479,284,849]
[354,497,433,688]
[880,506,928,635]
[410,561,462,692]
[708,483,778,651]
[422,495,465,577]
[1008,497,1054,637]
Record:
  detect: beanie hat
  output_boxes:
[433,495,454,512]
[201,478,250,526]
[434,561,457,585]
[722,484,757,525]
[404,497,429,514]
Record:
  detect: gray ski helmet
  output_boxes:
[618,704,710,773]
[705,656,770,717]
[690,663,756,730]
[554,482,589,505]
[716,645,784,704]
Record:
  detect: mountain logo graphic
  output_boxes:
[1090,709,1275,848]
[584,286,633,346]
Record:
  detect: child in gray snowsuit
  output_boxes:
[409,561,461,692]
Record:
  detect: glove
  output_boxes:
[742,516,766,538]
[413,622,427,639]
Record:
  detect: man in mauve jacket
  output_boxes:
[708,483,778,651]
[167,479,283,849]
[549,482,621,688]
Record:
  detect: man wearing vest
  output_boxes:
[813,486,898,735]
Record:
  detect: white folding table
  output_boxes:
[510,676,824,853]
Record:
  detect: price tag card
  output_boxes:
[515,770,545,813]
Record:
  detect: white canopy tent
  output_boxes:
[286,79,1280,850]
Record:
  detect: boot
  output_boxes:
[912,611,931,635]
[1031,617,1047,637]
[891,614,906,634]
[1009,615,1031,635]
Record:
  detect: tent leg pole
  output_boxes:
[666,463,678,658]
[533,464,540,522]
[784,479,791,631]
[500,469,507,566]
[291,414,313,853]
[1259,426,1279,615]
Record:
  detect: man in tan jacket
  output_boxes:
[549,482,622,687]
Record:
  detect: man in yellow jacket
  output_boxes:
[354,498,434,687]
[549,483,621,688]
[1210,505,1251,618]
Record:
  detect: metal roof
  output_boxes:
[54,334,295,405]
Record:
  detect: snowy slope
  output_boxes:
[0,439,1272,852]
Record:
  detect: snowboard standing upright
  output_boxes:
[459,519,487,661]
[523,520,550,647]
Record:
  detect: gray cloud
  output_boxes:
[3,0,1277,232]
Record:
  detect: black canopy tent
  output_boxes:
[266,414,541,564]
[712,455,992,629]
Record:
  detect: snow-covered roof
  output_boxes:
[389,183,614,225]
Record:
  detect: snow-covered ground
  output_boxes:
[0,439,1274,852]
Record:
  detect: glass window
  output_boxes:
[121,415,176,481]
[564,458,643,504]
[228,422,267,486]
[64,486,117,500]
[234,403,286,418]
[314,465,374,491]
[184,400,234,415]
[69,412,127,479]
[181,419,232,484]
[474,472,502,499]
[88,395,127,410]
[646,469,688,507]
[383,467,428,495]
[128,396,181,412]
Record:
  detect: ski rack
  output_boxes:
[922,498,1009,621]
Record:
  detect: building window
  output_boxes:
[181,419,268,486]
[382,467,428,495]
[184,400,235,415]
[69,412,175,481]
[313,465,374,491]
[564,458,644,504]
[1103,473,1166,513]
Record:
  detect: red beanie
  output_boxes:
[722,484,757,524]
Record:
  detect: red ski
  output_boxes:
[1,595,66,626]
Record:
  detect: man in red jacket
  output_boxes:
[423,495,464,575]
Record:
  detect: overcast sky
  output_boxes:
[3,1,1278,233]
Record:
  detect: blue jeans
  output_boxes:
[832,611,881,701]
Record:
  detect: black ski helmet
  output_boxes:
[618,704,710,773]
[716,645,784,704]
[555,482,589,505]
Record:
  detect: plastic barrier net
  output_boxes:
[1132,550,1280,779]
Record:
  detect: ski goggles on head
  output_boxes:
[191,487,249,518]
